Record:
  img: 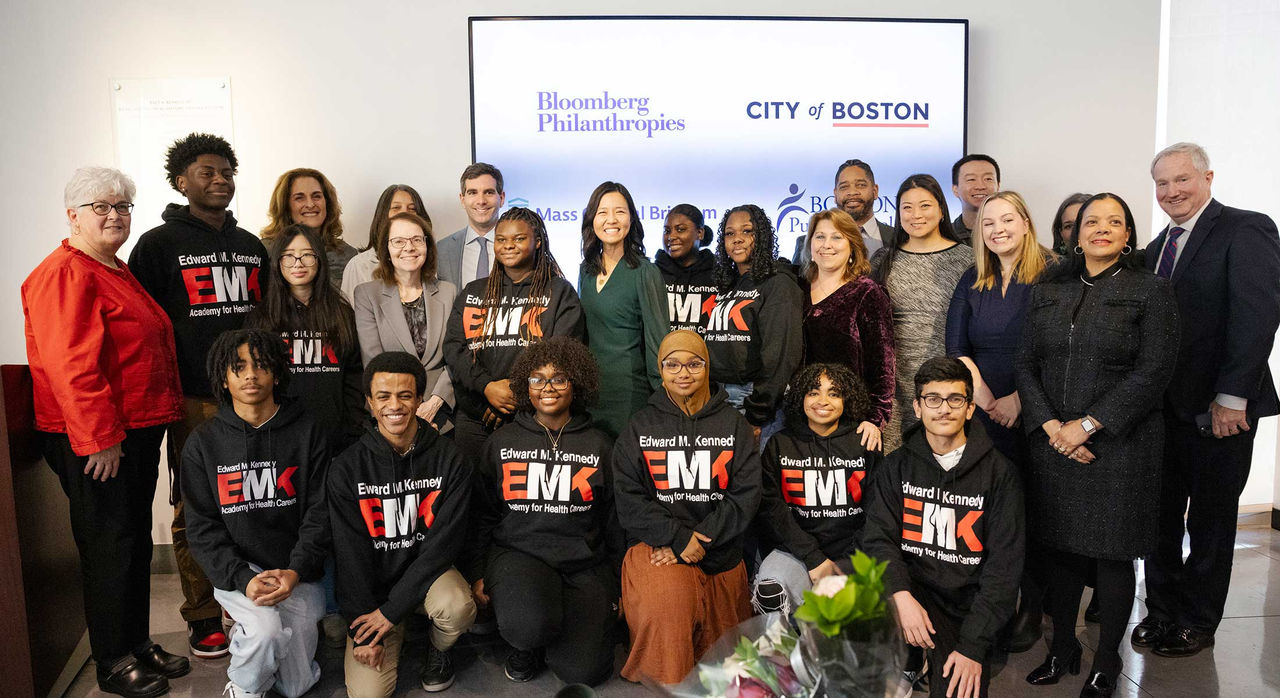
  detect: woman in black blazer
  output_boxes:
[1014,193,1178,697]
[353,211,456,431]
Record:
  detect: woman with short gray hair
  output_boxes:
[22,167,188,697]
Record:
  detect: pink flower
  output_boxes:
[734,677,775,698]
[812,574,849,598]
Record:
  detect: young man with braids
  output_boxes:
[443,206,585,468]
[129,132,269,659]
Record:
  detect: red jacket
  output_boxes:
[22,240,183,455]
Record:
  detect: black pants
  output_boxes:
[487,548,618,686]
[42,425,167,665]
[1145,414,1254,632]
[913,584,991,698]
[1045,549,1134,676]
[452,411,496,474]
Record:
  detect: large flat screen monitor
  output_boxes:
[470,16,968,283]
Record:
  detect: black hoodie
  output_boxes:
[443,275,585,420]
[128,204,269,397]
[470,412,624,576]
[655,249,718,334]
[612,387,761,574]
[757,419,879,569]
[861,420,1024,661]
[705,268,804,425]
[327,418,472,625]
[180,399,330,594]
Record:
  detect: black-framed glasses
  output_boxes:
[919,394,969,409]
[280,252,319,267]
[528,376,571,391]
[78,201,134,215]
[661,359,706,375]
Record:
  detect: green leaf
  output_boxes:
[851,550,873,576]
[817,619,842,637]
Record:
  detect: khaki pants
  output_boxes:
[169,396,221,623]
[343,568,476,698]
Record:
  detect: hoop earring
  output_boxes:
[1074,246,1084,255]
[1122,245,1133,255]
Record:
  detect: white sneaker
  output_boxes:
[223,680,263,698]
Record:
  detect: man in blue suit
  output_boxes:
[436,163,505,288]
[1133,142,1280,657]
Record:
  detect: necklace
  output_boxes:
[1080,266,1123,286]
[535,417,567,451]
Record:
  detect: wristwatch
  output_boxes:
[1080,416,1097,435]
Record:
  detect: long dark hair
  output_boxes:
[871,174,959,285]
[248,224,358,357]
[474,207,565,353]
[366,185,429,253]
[580,181,646,275]
[1047,192,1143,281]
[1050,192,1092,255]
[714,204,780,290]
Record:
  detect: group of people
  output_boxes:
[21,131,1279,698]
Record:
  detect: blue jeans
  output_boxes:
[723,382,785,446]
[213,576,325,697]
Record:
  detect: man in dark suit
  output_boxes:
[793,158,895,266]
[436,163,505,288]
[1133,142,1280,657]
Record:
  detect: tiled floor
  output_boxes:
[66,514,1280,696]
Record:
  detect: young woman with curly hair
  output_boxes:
[468,337,623,686]
[706,204,803,444]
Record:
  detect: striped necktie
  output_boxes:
[1156,226,1185,279]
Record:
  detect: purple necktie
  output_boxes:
[1156,227,1185,279]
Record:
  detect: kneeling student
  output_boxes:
[329,351,475,696]
[182,329,331,698]
[862,357,1024,698]
[470,337,623,686]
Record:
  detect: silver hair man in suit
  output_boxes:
[436,163,505,288]
[1133,142,1280,658]
[793,158,896,266]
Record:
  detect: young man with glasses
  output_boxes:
[862,357,1024,698]
[129,132,269,659]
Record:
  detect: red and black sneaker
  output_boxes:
[188,617,230,659]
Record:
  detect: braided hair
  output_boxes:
[474,207,564,354]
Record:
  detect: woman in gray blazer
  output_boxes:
[353,211,456,431]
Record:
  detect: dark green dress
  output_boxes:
[579,258,669,438]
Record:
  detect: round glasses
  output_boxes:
[661,359,706,375]
[919,394,970,409]
[280,252,319,268]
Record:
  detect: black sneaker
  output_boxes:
[504,648,544,682]
[188,617,230,659]
[420,644,456,692]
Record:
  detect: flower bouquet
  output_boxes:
[666,613,809,698]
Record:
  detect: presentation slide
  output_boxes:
[471,16,967,283]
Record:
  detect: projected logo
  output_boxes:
[506,197,531,210]
[776,184,809,232]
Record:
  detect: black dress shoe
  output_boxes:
[1084,593,1101,623]
[1080,670,1115,697]
[1154,626,1215,657]
[134,644,190,679]
[1025,647,1082,685]
[97,657,170,698]
[1000,604,1043,653]
[1130,617,1172,647]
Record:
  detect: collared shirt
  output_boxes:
[1157,198,1245,410]
[461,226,496,286]
[862,219,886,256]
[1156,198,1211,276]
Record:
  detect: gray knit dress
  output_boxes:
[871,244,973,452]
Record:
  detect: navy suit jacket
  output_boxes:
[1144,199,1280,422]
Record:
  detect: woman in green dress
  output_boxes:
[578,181,669,437]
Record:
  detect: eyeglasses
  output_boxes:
[661,359,706,375]
[919,394,970,409]
[528,376,571,391]
[389,236,427,250]
[78,201,134,216]
[280,252,319,267]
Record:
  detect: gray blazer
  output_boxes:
[352,278,457,408]
[435,227,468,288]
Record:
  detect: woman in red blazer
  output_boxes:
[21,167,187,698]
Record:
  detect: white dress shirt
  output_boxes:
[461,226,496,286]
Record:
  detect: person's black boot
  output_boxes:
[97,656,170,698]
[133,643,191,679]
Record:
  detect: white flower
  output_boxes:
[811,574,849,598]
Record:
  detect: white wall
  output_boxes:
[0,0,1163,541]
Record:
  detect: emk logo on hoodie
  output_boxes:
[779,455,867,515]
[639,434,736,503]
[460,293,552,350]
[497,447,600,514]
[357,476,444,550]
[284,330,339,371]
[178,251,263,315]
[217,460,297,512]
[667,285,717,330]
[705,290,757,335]
[899,480,985,565]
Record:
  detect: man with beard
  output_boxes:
[794,159,894,265]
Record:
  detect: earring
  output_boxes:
[1074,246,1084,255]
[1122,245,1133,255]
